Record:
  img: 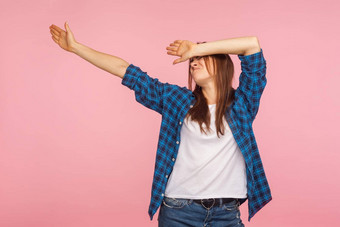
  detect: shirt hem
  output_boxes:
[164,194,248,199]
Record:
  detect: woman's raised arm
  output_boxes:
[49,22,129,79]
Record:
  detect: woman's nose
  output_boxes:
[190,60,198,67]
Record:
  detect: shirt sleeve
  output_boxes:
[121,63,166,115]
[235,48,267,121]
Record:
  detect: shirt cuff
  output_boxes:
[237,48,266,73]
[121,63,140,90]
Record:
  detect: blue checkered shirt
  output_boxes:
[121,48,272,222]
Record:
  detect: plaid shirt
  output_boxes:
[121,48,272,222]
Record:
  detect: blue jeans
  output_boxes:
[158,196,245,227]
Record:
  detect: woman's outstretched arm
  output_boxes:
[72,42,130,79]
[49,22,129,79]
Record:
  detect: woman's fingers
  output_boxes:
[167,50,177,56]
[166,46,177,51]
[166,42,179,50]
[166,40,184,59]
[50,28,59,36]
[173,57,184,65]
[166,44,179,57]
[50,29,60,41]
[50,24,64,33]
[51,36,59,44]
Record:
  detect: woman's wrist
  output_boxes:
[190,43,202,57]
[71,41,81,54]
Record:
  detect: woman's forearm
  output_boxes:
[72,42,130,79]
[192,36,261,57]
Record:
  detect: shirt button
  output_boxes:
[161,193,164,197]
[166,175,168,178]
[179,121,182,125]
[176,141,179,144]
[190,105,193,108]
[172,158,175,161]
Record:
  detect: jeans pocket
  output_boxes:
[162,197,188,209]
[222,199,239,212]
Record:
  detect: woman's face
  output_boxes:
[189,56,215,87]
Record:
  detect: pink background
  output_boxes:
[1,0,339,226]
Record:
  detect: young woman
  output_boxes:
[49,22,272,227]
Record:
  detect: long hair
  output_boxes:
[185,41,235,138]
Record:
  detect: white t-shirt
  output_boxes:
[164,103,248,199]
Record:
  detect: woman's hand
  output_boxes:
[166,40,198,65]
[49,22,78,53]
